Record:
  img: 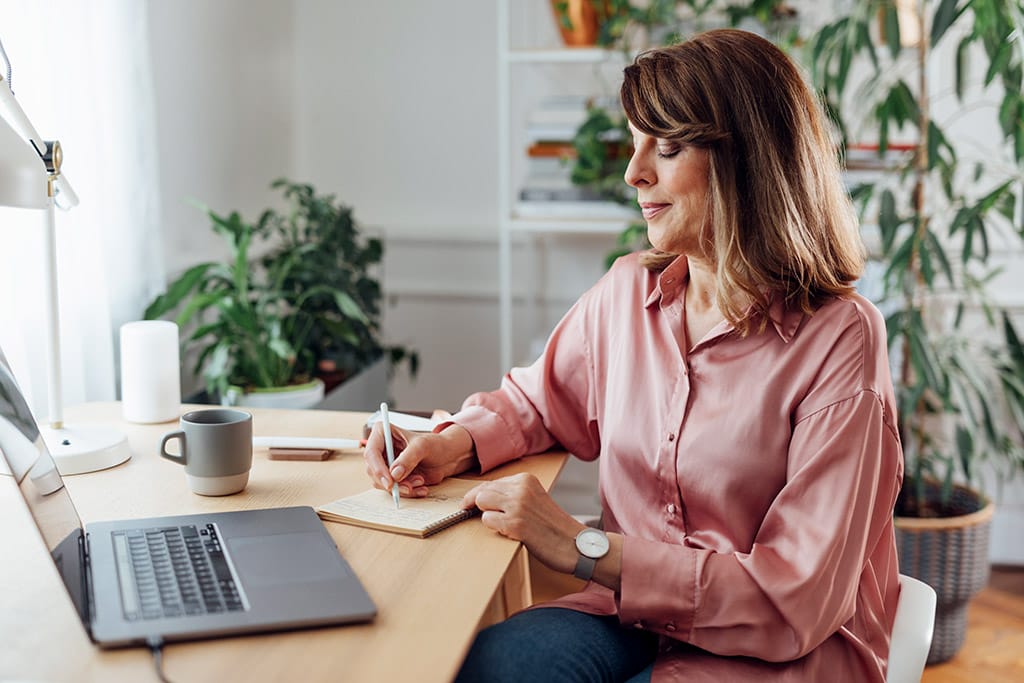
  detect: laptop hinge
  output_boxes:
[80,531,94,629]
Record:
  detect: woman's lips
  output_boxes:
[640,203,669,220]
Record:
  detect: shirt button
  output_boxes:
[667,433,675,441]
[667,503,676,514]
[665,622,677,632]
[633,620,644,629]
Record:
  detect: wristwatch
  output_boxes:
[573,527,610,581]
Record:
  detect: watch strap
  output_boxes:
[573,554,598,581]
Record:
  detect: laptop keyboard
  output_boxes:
[112,523,245,621]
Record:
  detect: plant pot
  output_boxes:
[316,356,389,412]
[550,0,608,47]
[223,379,326,410]
[894,481,994,664]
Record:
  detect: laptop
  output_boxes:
[0,348,376,648]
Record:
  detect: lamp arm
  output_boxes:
[0,74,78,208]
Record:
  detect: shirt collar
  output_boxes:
[643,255,804,343]
[765,296,804,343]
[644,255,689,309]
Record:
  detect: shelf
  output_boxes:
[506,47,622,64]
[507,216,632,234]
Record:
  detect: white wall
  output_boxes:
[292,0,499,236]
[147,0,297,275]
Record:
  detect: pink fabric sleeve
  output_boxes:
[618,390,901,661]
[448,298,601,473]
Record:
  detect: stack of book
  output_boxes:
[515,95,636,220]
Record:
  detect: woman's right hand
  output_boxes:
[362,422,478,498]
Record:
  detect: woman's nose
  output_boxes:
[624,151,651,188]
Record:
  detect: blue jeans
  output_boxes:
[455,607,658,683]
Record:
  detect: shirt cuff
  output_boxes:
[447,405,526,473]
[617,535,700,639]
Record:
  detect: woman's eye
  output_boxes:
[656,146,680,159]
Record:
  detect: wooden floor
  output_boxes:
[529,559,1024,681]
[921,566,1024,683]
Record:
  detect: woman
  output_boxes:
[364,29,903,682]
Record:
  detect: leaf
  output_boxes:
[333,291,371,325]
[1004,313,1024,367]
[267,338,295,362]
[174,290,227,328]
[858,20,879,72]
[955,36,970,101]
[984,39,1012,87]
[925,228,954,286]
[884,230,916,284]
[883,2,901,59]
[879,189,900,254]
[144,263,214,319]
[962,216,978,263]
[931,0,962,48]
[202,343,232,393]
[999,94,1020,138]
[891,80,921,126]
[956,426,974,480]
[837,41,853,94]
[919,237,935,285]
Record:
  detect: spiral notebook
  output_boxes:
[316,478,481,538]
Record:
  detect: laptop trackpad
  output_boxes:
[227,532,349,587]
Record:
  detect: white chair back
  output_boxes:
[885,574,937,683]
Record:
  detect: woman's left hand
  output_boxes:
[462,473,585,575]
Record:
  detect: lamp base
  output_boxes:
[40,423,132,475]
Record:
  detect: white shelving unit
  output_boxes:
[496,0,634,372]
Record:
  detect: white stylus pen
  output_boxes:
[381,402,401,509]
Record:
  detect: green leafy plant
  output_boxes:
[808,0,1024,516]
[144,179,416,401]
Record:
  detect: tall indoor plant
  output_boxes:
[809,0,1024,662]
[145,179,416,407]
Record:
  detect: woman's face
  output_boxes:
[624,124,712,257]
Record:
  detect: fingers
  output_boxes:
[462,479,521,537]
[464,474,564,543]
[363,422,434,495]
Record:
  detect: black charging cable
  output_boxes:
[146,635,174,683]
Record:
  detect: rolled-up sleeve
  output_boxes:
[618,389,901,661]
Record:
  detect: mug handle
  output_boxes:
[160,430,187,465]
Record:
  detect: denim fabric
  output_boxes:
[455,607,659,683]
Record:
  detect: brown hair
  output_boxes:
[620,29,864,333]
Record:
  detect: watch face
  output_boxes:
[576,528,610,559]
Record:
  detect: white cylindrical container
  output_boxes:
[120,320,181,423]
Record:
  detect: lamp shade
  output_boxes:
[0,114,47,209]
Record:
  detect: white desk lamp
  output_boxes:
[0,71,130,475]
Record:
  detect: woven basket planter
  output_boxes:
[894,482,994,664]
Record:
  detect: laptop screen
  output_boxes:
[0,348,89,623]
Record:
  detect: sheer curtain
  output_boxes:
[0,0,164,418]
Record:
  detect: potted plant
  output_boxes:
[809,0,1024,663]
[144,179,416,409]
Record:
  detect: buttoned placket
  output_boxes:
[659,287,688,539]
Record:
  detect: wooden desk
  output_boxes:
[0,403,567,682]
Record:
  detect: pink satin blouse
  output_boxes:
[452,253,904,682]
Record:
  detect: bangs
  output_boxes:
[621,51,730,147]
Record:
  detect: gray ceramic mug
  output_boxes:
[160,408,253,496]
